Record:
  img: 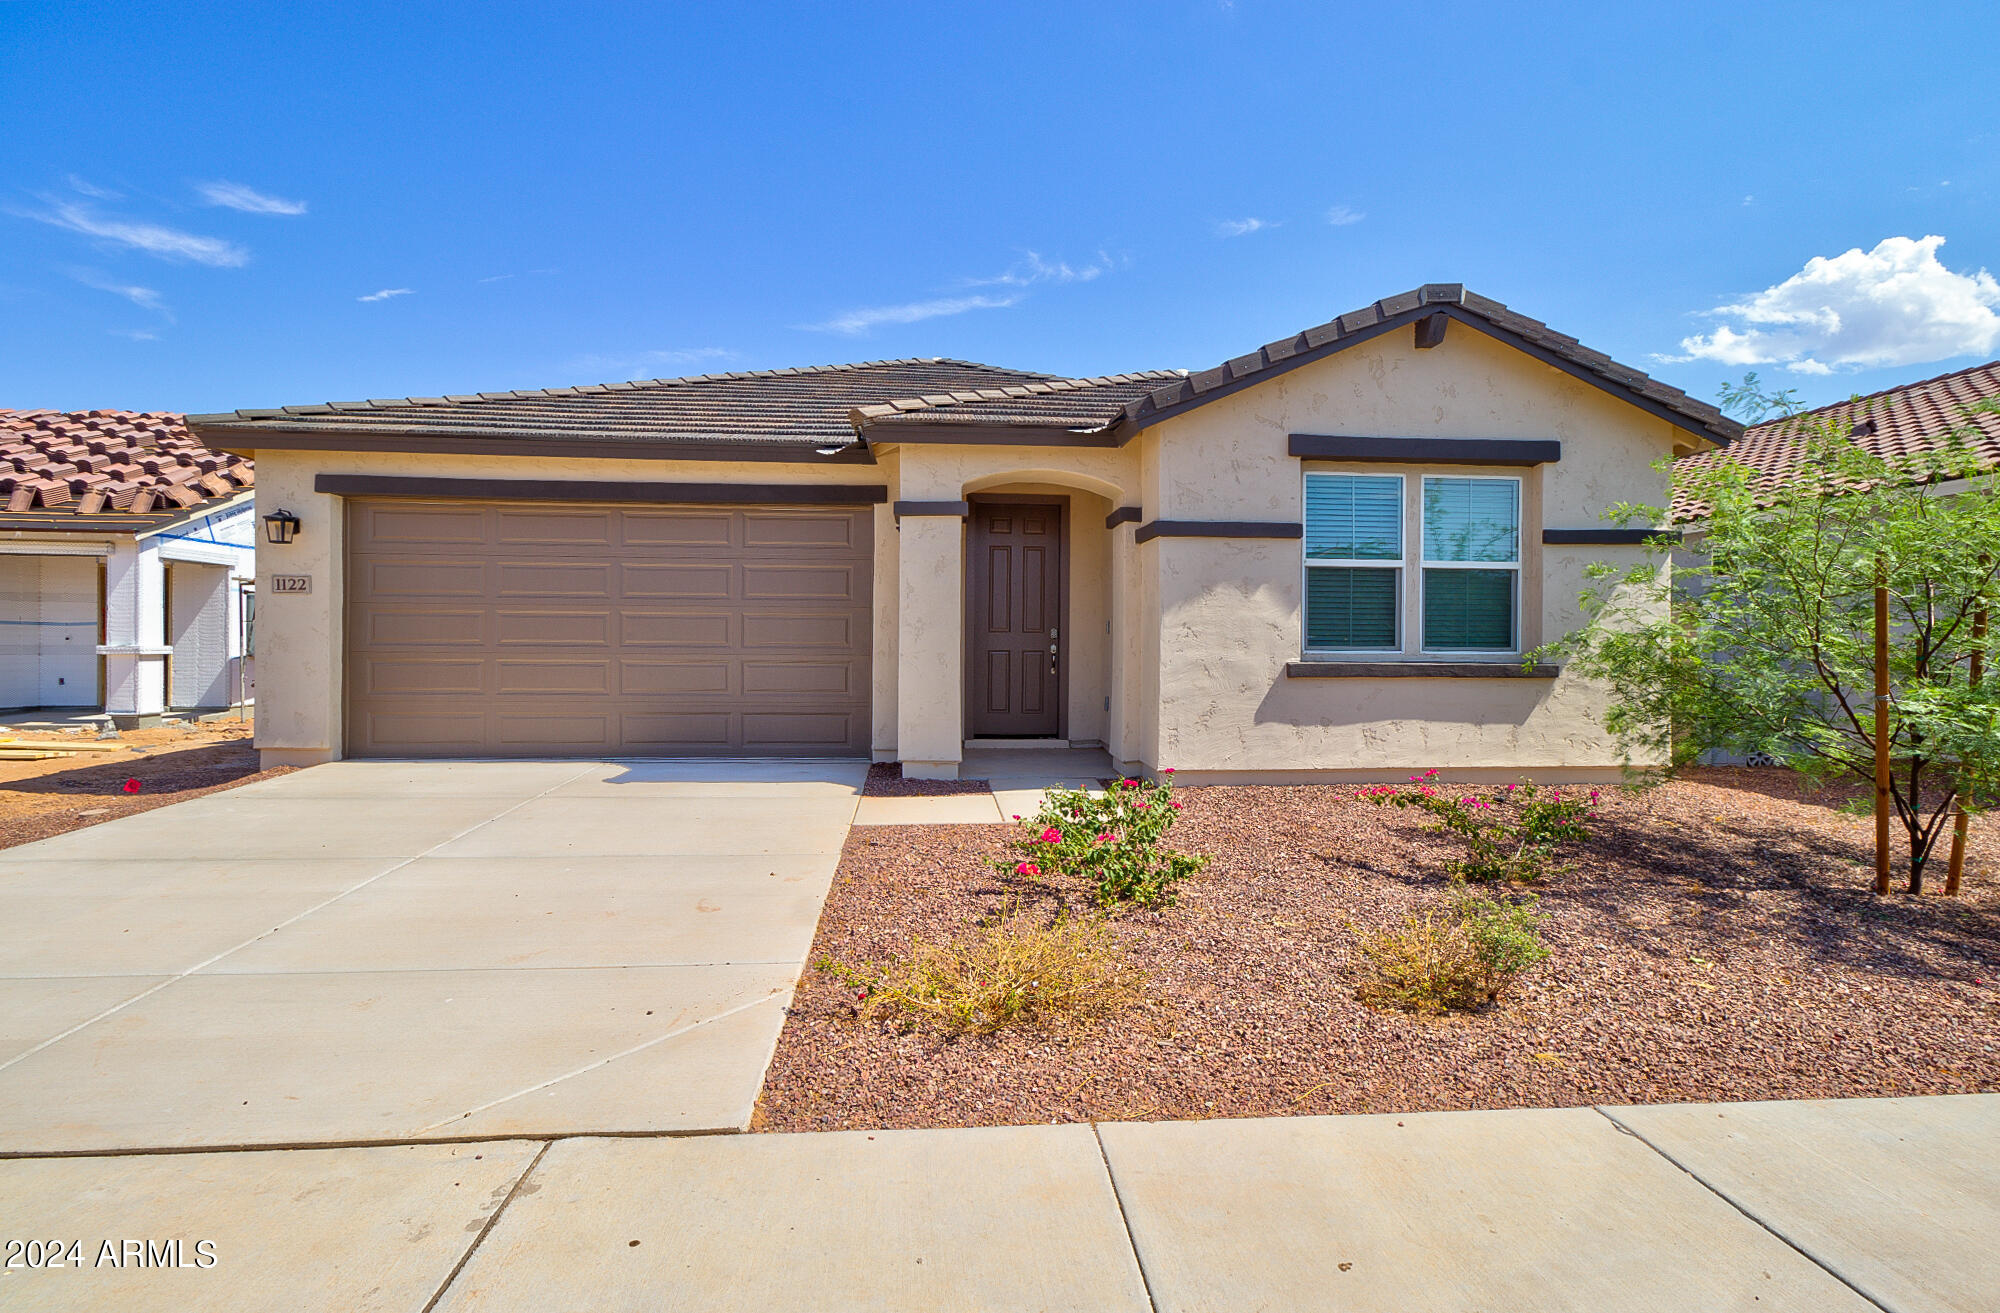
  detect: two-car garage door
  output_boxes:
[343,498,872,757]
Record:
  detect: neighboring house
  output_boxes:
[1674,358,2000,512]
[187,284,1740,781]
[0,410,257,725]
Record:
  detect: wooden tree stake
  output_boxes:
[1946,590,1988,897]
[1875,567,1892,895]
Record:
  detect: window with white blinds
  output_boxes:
[1302,471,1523,658]
[1303,473,1402,650]
[1421,476,1519,651]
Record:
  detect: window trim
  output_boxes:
[1301,471,1405,654]
[1418,475,1522,656]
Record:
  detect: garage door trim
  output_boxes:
[316,474,888,505]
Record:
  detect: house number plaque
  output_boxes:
[271,575,312,594]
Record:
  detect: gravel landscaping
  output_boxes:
[862,762,993,797]
[756,768,2000,1132]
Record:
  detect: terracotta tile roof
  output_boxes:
[852,285,1743,448]
[851,371,1189,430]
[188,358,1058,452]
[1673,358,2000,516]
[0,409,254,527]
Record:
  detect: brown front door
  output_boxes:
[968,499,1063,738]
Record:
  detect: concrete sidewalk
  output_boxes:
[2,1094,1992,1311]
[852,746,1113,825]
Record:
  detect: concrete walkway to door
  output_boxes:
[0,757,866,1154]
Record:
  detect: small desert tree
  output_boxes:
[1540,388,2000,893]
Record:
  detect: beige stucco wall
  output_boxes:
[1130,324,1684,780]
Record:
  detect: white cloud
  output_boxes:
[68,268,170,316]
[478,273,514,283]
[17,200,249,266]
[1216,217,1277,238]
[963,250,1119,289]
[109,328,159,341]
[803,293,1021,336]
[357,287,413,302]
[1668,236,2000,373]
[197,180,307,215]
[1325,205,1365,226]
[65,174,122,200]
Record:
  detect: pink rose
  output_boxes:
[1040,827,1062,844]
[1162,767,1176,775]
[1015,861,1041,877]
[1168,801,1183,811]
[1122,778,1140,788]
[1096,832,1118,843]
[1134,801,1151,811]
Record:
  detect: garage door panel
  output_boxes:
[364,560,487,598]
[619,612,734,647]
[496,714,614,747]
[359,609,486,647]
[742,613,859,649]
[363,659,488,697]
[618,563,735,599]
[741,660,856,695]
[620,661,734,696]
[495,611,611,647]
[495,661,612,696]
[743,712,861,747]
[357,505,489,546]
[357,713,491,753]
[620,512,734,548]
[741,564,865,601]
[495,508,615,545]
[621,713,735,749]
[347,500,871,756]
[496,561,614,598]
[742,512,863,549]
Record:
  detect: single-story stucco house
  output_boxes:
[1,409,257,726]
[187,284,1742,781]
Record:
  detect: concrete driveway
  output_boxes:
[0,758,865,1154]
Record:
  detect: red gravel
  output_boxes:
[863,762,992,797]
[756,768,2000,1132]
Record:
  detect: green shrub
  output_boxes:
[1361,770,1596,882]
[1000,772,1211,909]
[823,908,1142,1033]
[1356,890,1550,1015]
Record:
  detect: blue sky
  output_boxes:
[4,1,1997,417]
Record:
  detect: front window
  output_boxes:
[1420,476,1519,652]
[1303,471,1522,657]
[1304,473,1403,650]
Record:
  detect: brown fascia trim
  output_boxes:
[1289,434,1561,466]
[1104,506,1142,529]
[0,515,166,535]
[192,426,878,465]
[1542,528,1681,545]
[1414,312,1449,349]
[892,500,971,518]
[860,423,1122,448]
[314,474,889,505]
[1133,520,1304,544]
[1105,301,1735,449]
[1286,661,1560,679]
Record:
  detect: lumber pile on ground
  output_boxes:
[0,738,123,762]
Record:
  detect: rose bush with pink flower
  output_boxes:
[1360,769,1596,883]
[997,772,1208,908]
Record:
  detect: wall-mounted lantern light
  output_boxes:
[262,508,301,545]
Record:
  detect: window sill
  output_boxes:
[1286,661,1559,679]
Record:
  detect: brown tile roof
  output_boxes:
[1673,358,2000,516]
[188,358,1058,451]
[0,409,254,528]
[851,371,1189,430]
[854,285,1743,448]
